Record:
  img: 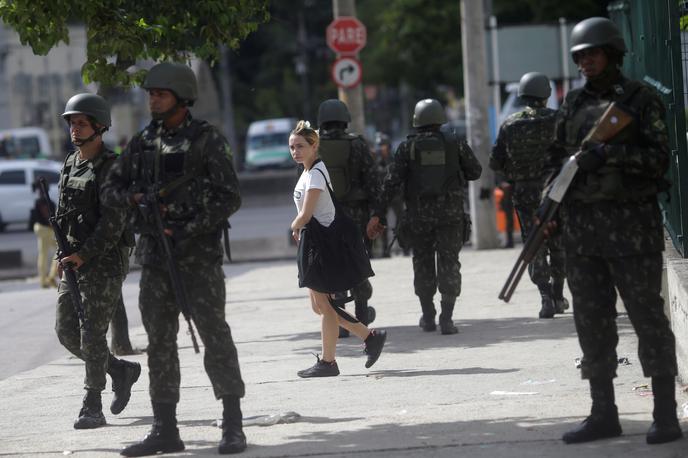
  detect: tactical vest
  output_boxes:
[132,120,211,225]
[564,79,664,202]
[405,129,461,199]
[504,108,556,182]
[57,148,134,248]
[318,133,367,202]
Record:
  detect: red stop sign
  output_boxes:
[326,16,367,55]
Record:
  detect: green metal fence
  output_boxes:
[609,0,688,256]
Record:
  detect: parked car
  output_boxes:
[0,127,53,159]
[0,159,62,231]
[244,118,297,171]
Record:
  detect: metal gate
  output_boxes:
[609,0,688,256]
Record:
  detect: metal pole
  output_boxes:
[461,0,499,249]
[559,17,571,94]
[332,0,366,137]
[490,15,501,122]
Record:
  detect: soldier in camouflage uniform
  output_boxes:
[369,99,482,334]
[317,99,379,332]
[374,132,407,257]
[55,93,141,430]
[101,62,246,456]
[547,18,681,445]
[490,72,568,319]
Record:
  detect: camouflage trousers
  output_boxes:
[408,219,463,300]
[139,262,244,404]
[340,203,373,304]
[567,252,677,379]
[515,203,565,288]
[55,272,124,391]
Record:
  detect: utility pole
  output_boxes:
[332,0,366,136]
[218,46,240,169]
[460,0,499,249]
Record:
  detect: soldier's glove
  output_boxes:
[576,143,606,172]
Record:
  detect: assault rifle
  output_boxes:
[499,102,634,303]
[138,148,201,354]
[37,177,88,332]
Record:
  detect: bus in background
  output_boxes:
[0,127,53,160]
[244,118,297,171]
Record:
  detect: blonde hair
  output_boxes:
[291,120,319,147]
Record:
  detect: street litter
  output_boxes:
[521,379,556,385]
[242,411,301,427]
[633,384,649,391]
[575,358,581,369]
[617,357,631,365]
[490,391,538,396]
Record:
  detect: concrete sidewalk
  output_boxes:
[0,248,686,457]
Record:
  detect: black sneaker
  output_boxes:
[297,356,340,378]
[364,330,387,368]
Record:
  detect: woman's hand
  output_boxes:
[292,229,301,242]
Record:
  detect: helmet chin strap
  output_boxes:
[72,126,106,147]
[152,101,184,122]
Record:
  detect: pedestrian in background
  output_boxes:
[290,120,387,378]
[317,99,379,334]
[490,72,568,319]
[369,99,482,335]
[54,93,140,430]
[373,131,407,257]
[102,62,247,456]
[548,17,682,445]
[31,180,58,288]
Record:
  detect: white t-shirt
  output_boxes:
[293,161,335,227]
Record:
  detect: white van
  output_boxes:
[0,127,53,159]
[244,118,297,170]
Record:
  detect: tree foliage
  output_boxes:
[0,0,269,87]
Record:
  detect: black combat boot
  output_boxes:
[74,390,106,429]
[562,378,622,444]
[551,279,569,314]
[219,396,247,454]
[439,297,458,335]
[120,402,184,457]
[108,354,141,415]
[646,376,683,444]
[354,299,376,326]
[537,284,555,319]
[418,297,436,332]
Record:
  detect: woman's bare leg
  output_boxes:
[337,316,370,340]
[310,290,338,361]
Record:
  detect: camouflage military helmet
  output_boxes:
[413,99,446,127]
[62,93,111,127]
[142,62,198,106]
[518,72,551,99]
[570,17,626,57]
[317,99,351,126]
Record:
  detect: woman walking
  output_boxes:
[289,120,387,378]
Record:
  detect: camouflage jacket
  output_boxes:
[378,127,482,223]
[547,75,670,256]
[489,105,556,184]
[101,113,241,266]
[56,146,129,276]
